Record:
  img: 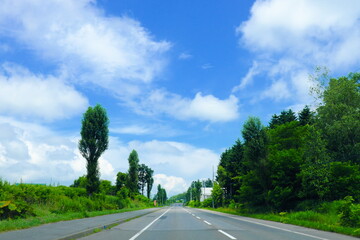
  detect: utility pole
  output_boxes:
[212,165,215,208]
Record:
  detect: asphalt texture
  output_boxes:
[78,207,359,240]
[0,208,159,240]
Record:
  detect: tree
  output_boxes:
[317,73,360,164]
[298,105,315,126]
[239,117,269,207]
[116,172,128,192]
[155,184,167,206]
[145,167,154,199]
[204,178,213,187]
[138,164,147,196]
[100,180,115,195]
[269,109,297,128]
[211,182,224,208]
[267,121,308,210]
[79,104,109,195]
[127,150,139,196]
[299,126,330,200]
[70,175,87,188]
[216,140,244,201]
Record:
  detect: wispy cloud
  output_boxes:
[201,63,213,70]
[0,0,171,98]
[232,61,259,92]
[178,52,192,60]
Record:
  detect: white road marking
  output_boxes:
[129,208,171,240]
[218,230,236,239]
[204,220,212,225]
[196,216,201,219]
[192,214,195,216]
[229,216,328,240]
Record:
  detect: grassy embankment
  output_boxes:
[0,180,154,232]
[190,200,360,237]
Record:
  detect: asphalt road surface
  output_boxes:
[79,207,358,240]
[0,208,159,240]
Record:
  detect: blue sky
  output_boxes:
[0,0,360,196]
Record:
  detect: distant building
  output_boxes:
[200,187,212,202]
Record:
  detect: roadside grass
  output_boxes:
[0,207,148,233]
[201,206,360,238]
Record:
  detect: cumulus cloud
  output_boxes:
[0,63,88,121]
[127,140,219,179]
[136,90,239,122]
[237,0,360,105]
[0,118,219,195]
[0,0,170,97]
[153,174,188,197]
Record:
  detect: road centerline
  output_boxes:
[228,216,329,240]
[218,229,237,239]
[204,220,212,225]
[129,208,171,240]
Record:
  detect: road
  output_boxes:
[0,208,159,240]
[79,206,358,240]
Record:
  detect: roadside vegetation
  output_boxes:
[185,71,360,237]
[0,104,166,232]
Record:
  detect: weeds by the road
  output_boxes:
[201,203,360,238]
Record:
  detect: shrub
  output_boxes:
[338,196,360,227]
[201,198,213,208]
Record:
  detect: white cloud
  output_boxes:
[153,174,188,197]
[178,53,192,60]
[110,125,152,135]
[261,80,291,101]
[136,90,239,122]
[127,140,219,179]
[237,0,360,104]
[0,0,170,97]
[0,63,88,121]
[201,63,213,70]
[0,118,219,195]
[232,61,259,92]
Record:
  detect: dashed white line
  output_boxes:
[204,220,212,225]
[196,216,201,220]
[218,230,236,239]
[129,208,171,240]
[229,216,328,240]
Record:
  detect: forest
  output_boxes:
[184,72,360,230]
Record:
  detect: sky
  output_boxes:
[0,0,360,197]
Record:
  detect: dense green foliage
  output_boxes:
[79,104,109,195]
[214,73,360,229]
[185,180,202,202]
[0,179,151,222]
[168,192,186,204]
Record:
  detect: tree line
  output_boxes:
[216,72,360,211]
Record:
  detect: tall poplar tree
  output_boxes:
[79,104,109,195]
[127,150,139,195]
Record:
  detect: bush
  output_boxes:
[338,196,360,227]
[201,198,213,208]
